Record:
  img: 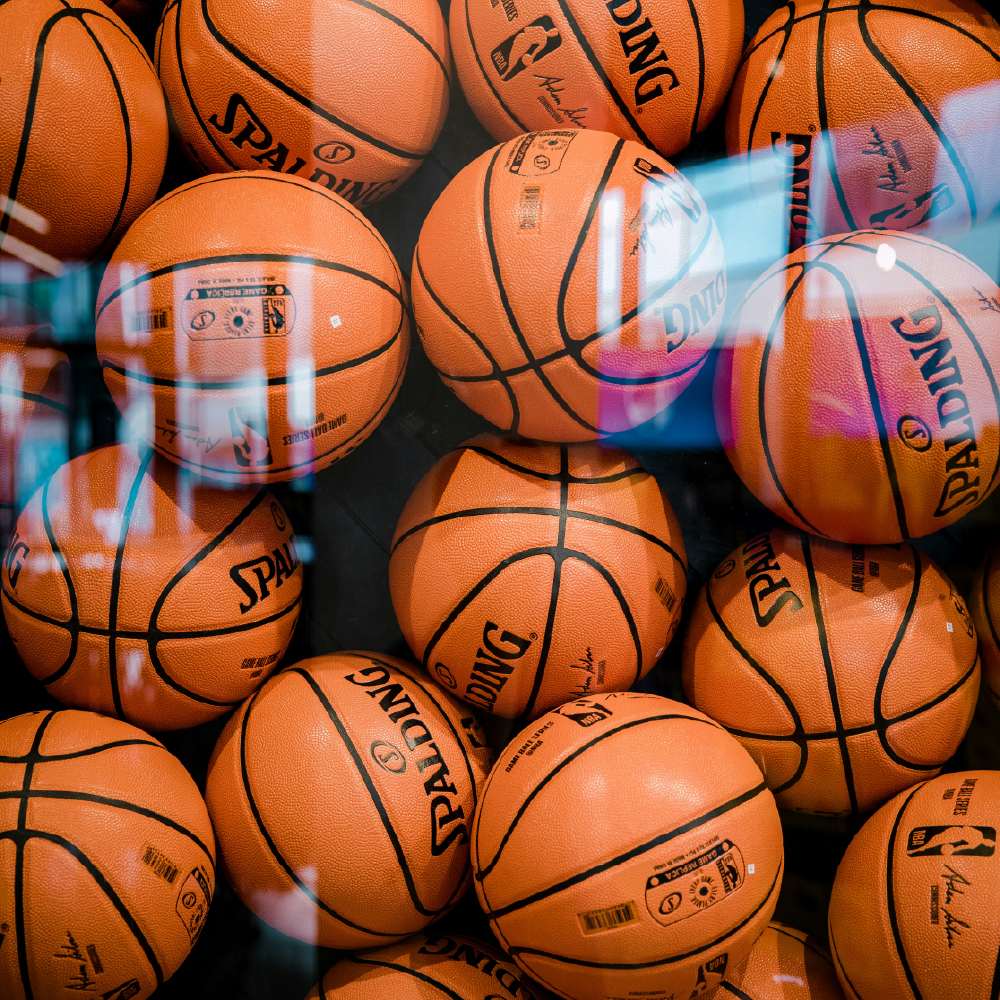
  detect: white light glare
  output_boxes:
[876,243,896,271]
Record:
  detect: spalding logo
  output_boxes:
[314,141,355,165]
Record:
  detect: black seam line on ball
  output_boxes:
[985,542,1000,656]
[815,258,910,540]
[757,263,827,537]
[886,783,927,1000]
[718,984,754,1000]
[507,854,782,967]
[391,506,685,569]
[108,447,156,720]
[833,239,1000,499]
[476,713,724,883]
[705,575,808,795]
[97,252,404,323]
[828,921,869,1000]
[802,532,860,816]
[4,828,166,988]
[686,0,707,143]
[37,474,79,684]
[0,790,215,865]
[131,346,407,480]
[344,0,450,90]
[518,446,571,723]
[237,684,399,936]
[0,384,70,414]
[744,3,795,163]
[858,0,977,225]
[725,655,979,749]
[872,545,923,768]
[553,0,651,148]
[177,0,240,170]
[3,589,301,650]
[462,446,646,486]
[13,710,54,1000]
[463,0,528,133]
[816,1,858,232]
[75,10,135,264]
[293,668,448,918]
[413,248,520,433]
[348,957,467,1000]
[482,146,598,434]
[199,0,427,161]
[146,488,278,706]
[0,738,162,764]
[771,922,835,966]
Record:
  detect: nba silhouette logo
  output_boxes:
[491,17,562,80]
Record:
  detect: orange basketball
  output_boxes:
[682,527,980,817]
[969,540,1000,711]
[0,0,167,269]
[0,709,216,1000]
[828,770,1000,1000]
[389,433,687,721]
[413,129,726,441]
[451,0,743,157]
[305,933,555,1000]
[1,442,302,731]
[471,692,784,1000]
[155,0,450,207]
[716,230,1000,544]
[0,295,69,519]
[94,171,409,483]
[205,652,494,948]
[721,922,844,999]
[726,0,1000,248]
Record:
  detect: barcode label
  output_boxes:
[129,308,172,334]
[518,185,542,231]
[141,845,180,885]
[241,651,281,671]
[653,572,676,612]
[578,900,639,934]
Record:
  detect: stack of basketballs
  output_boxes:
[0,0,999,997]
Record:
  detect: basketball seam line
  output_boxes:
[518,445,571,722]
[36,474,79,684]
[97,251,405,324]
[0,789,216,864]
[0,738,163,764]
[0,384,70,414]
[984,542,1000,660]
[391,506,685,569]
[482,145,597,434]
[347,956,468,1000]
[705,569,809,794]
[857,0,978,223]
[509,855,783,969]
[756,264,827,535]
[462,445,646,486]
[412,249,520,432]
[771,922,835,966]
[553,0,651,147]
[802,532,860,815]
[685,0,707,143]
[129,345,408,479]
[198,0,428,161]
[828,919,868,1000]
[293,666,454,917]
[108,446,156,720]
[718,983,753,1000]
[236,683,400,936]
[885,782,927,1000]
[474,712,720,884]
[462,0,528,133]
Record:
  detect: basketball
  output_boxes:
[390,433,687,721]
[413,129,726,441]
[305,933,554,999]
[451,0,743,158]
[0,709,216,1000]
[1,442,302,732]
[0,295,69,518]
[0,0,168,270]
[205,652,494,948]
[726,0,1000,248]
[683,528,980,816]
[716,230,1000,544]
[155,0,450,207]
[471,692,784,1000]
[828,770,1000,1000]
[721,922,844,999]
[970,541,1000,710]
[94,171,409,484]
